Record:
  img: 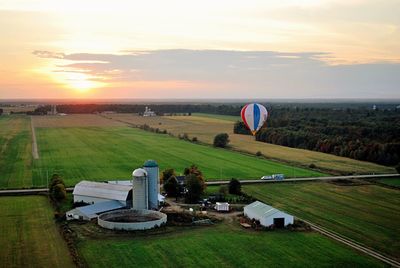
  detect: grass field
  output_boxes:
[0,196,74,267]
[378,177,400,186]
[0,116,33,188]
[32,126,324,186]
[242,182,400,258]
[106,113,394,174]
[77,224,383,267]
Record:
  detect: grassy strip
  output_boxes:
[0,196,74,267]
[77,223,384,267]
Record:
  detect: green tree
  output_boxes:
[228,178,241,195]
[219,185,228,196]
[185,174,203,203]
[161,168,176,185]
[213,133,230,148]
[184,165,206,203]
[49,174,66,202]
[164,176,179,197]
[53,183,67,201]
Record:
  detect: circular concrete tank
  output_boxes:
[98,209,167,231]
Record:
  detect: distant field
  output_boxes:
[33,126,323,186]
[243,182,400,258]
[0,116,32,188]
[78,224,383,267]
[0,196,74,267]
[192,113,240,122]
[32,114,125,128]
[106,113,394,175]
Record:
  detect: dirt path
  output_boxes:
[302,219,400,267]
[31,116,39,159]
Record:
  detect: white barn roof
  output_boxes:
[73,180,132,202]
[244,201,283,218]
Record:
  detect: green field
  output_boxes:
[0,116,33,188]
[378,177,400,186]
[78,224,383,267]
[243,182,400,258]
[0,196,74,267]
[32,127,324,187]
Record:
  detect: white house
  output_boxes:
[73,181,132,206]
[244,201,294,228]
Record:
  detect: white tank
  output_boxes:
[132,168,148,210]
[143,160,159,210]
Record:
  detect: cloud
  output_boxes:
[33,49,400,98]
[32,50,65,59]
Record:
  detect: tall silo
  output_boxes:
[143,160,159,210]
[132,168,148,210]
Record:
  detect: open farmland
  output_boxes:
[104,113,394,175]
[0,196,74,267]
[32,114,126,128]
[77,224,383,267]
[243,181,400,259]
[32,126,324,187]
[0,116,33,188]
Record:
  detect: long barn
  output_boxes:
[244,201,294,228]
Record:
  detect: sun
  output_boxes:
[63,72,104,93]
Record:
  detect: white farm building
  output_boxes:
[73,181,132,206]
[244,201,294,228]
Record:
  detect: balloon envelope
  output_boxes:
[241,103,268,135]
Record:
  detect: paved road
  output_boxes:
[0,174,397,195]
[206,173,399,185]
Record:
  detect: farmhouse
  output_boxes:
[73,180,132,206]
[244,201,294,228]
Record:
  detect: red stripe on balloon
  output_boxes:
[241,104,250,130]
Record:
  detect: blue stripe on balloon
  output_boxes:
[253,103,260,130]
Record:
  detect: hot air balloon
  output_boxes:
[241,103,268,135]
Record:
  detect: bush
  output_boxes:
[228,178,241,195]
[213,133,230,148]
[49,174,67,202]
[309,163,316,169]
[219,185,228,196]
[396,163,400,174]
[256,151,263,157]
[192,137,198,142]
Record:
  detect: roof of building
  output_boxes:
[67,200,125,220]
[244,201,289,218]
[143,159,158,167]
[77,200,125,219]
[73,180,132,201]
[132,168,147,177]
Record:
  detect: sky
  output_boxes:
[0,0,399,99]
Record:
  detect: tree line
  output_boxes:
[234,108,400,166]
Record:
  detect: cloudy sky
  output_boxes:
[0,0,399,99]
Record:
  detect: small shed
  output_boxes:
[73,181,132,206]
[244,201,294,228]
[214,202,230,212]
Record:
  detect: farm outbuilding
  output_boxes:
[244,201,294,228]
[66,200,125,221]
[215,202,230,212]
[73,180,132,206]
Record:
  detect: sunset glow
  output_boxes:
[0,0,399,99]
